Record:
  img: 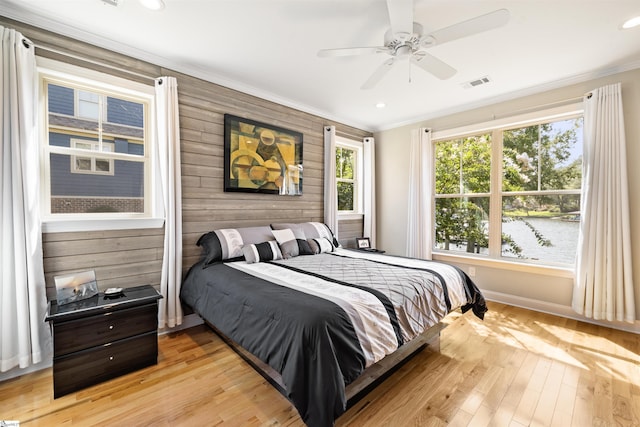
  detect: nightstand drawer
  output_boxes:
[53,331,158,398]
[53,303,158,356]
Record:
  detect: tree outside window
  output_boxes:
[336,146,357,212]
[434,115,583,265]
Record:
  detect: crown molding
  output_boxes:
[376,59,640,132]
[0,5,372,132]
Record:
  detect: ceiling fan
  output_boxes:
[317,0,510,89]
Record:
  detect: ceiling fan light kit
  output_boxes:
[318,1,510,89]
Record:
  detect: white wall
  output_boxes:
[375,68,640,330]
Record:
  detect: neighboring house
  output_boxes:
[47,83,145,214]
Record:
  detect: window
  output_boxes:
[77,90,102,120]
[434,107,583,266]
[335,138,363,214]
[71,139,115,175]
[39,58,160,232]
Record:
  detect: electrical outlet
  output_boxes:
[468,266,476,277]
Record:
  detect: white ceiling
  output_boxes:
[2,0,640,131]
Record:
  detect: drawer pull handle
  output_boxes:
[109,325,114,330]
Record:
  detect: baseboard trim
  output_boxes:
[158,313,203,335]
[482,290,640,334]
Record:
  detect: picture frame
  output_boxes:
[224,114,303,195]
[356,237,371,249]
[54,270,99,305]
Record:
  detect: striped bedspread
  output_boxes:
[180,248,486,427]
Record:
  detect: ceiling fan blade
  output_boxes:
[386,0,414,37]
[411,53,456,80]
[361,57,397,90]
[426,9,510,46]
[317,46,389,57]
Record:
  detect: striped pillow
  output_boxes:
[197,226,274,265]
[307,237,335,254]
[242,241,283,264]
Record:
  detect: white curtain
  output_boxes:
[573,83,636,323]
[406,128,433,259]
[0,26,50,372]
[363,137,376,246]
[323,125,338,238]
[155,77,183,328]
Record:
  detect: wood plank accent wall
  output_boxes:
[0,16,369,301]
[338,219,366,249]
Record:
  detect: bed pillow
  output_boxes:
[272,229,299,259]
[242,241,283,264]
[197,226,274,264]
[271,222,340,248]
[307,237,335,254]
[297,238,315,255]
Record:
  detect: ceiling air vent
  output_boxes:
[462,76,492,89]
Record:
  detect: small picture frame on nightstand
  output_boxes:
[356,237,371,249]
[54,270,99,305]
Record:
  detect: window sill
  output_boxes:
[42,217,165,233]
[338,213,364,221]
[432,251,575,278]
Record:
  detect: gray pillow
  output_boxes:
[197,226,274,265]
[272,229,299,258]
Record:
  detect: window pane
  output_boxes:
[50,153,144,214]
[75,157,91,171]
[107,96,144,128]
[336,147,355,179]
[48,84,74,115]
[78,90,100,120]
[502,195,580,263]
[434,197,489,254]
[95,159,111,172]
[436,134,491,195]
[503,118,582,192]
[75,142,93,151]
[337,181,354,211]
[48,83,145,156]
[540,118,583,191]
[44,75,149,219]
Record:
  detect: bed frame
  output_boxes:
[205,320,446,410]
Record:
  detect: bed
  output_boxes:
[180,222,487,427]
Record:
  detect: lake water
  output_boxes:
[501,217,579,264]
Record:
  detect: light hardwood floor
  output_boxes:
[1,301,639,426]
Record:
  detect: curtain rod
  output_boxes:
[485,92,592,122]
[23,38,159,83]
[511,93,589,114]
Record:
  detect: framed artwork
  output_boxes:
[356,237,371,249]
[224,114,303,195]
[54,270,99,305]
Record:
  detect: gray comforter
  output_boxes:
[180,249,486,427]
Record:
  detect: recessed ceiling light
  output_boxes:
[139,0,165,11]
[376,102,386,108]
[622,15,640,29]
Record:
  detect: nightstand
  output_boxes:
[46,285,162,398]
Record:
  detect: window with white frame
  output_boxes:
[71,139,115,175]
[39,59,159,230]
[335,138,363,214]
[433,107,583,266]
